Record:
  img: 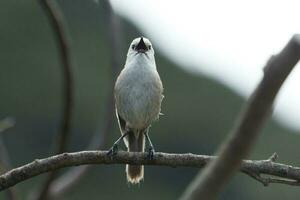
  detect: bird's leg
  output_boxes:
[144,129,155,160]
[107,132,128,156]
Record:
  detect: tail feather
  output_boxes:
[126,131,145,184]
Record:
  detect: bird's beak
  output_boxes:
[135,37,147,53]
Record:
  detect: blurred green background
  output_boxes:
[0,0,300,199]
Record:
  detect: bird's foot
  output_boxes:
[107,143,119,156]
[147,146,155,160]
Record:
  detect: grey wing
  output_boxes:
[116,109,130,148]
[116,109,126,134]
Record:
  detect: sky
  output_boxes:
[110,0,300,131]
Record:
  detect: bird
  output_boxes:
[107,37,164,184]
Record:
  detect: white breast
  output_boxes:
[115,55,163,130]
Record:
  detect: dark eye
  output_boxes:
[148,45,152,50]
[131,45,135,50]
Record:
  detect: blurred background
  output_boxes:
[0,0,300,199]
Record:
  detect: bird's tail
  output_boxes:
[126,131,145,184]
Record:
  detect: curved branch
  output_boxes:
[180,34,300,200]
[47,1,122,198]
[40,0,73,154]
[32,0,74,199]
[0,118,15,170]
[0,118,17,200]
[1,151,300,191]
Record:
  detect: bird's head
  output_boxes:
[127,37,154,59]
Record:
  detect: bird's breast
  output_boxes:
[115,64,163,130]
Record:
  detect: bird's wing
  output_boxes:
[116,110,127,134]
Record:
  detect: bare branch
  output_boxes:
[180,35,300,200]
[47,1,122,198]
[31,0,74,199]
[242,169,300,187]
[0,118,15,169]
[268,152,278,162]
[0,118,17,200]
[1,151,300,192]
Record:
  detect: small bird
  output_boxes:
[108,37,164,184]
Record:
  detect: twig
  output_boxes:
[242,169,300,187]
[1,151,300,191]
[241,152,300,187]
[31,0,74,199]
[47,1,122,198]
[0,118,15,169]
[0,118,17,200]
[180,35,300,200]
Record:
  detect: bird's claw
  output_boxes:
[147,147,155,160]
[107,144,118,156]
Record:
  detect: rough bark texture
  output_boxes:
[1,151,300,191]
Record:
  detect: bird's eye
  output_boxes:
[148,45,152,50]
[131,45,135,50]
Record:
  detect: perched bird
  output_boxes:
[108,37,164,184]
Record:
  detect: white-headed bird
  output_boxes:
[108,37,164,184]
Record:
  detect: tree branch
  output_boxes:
[1,151,300,192]
[31,0,74,199]
[0,118,17,200]
[0,118,15,170]
[47,1,122,198]
[180,34,300,200]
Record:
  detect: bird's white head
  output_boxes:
[126,37,155,64]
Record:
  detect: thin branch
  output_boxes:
[242,169,300,187]
[0,118,17,200]
[47,1,122,198]
[0,118,15,169]
[1,151,300,191]
[180,35,300,200]
[32,0,74,199]
[241,152,300,187]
